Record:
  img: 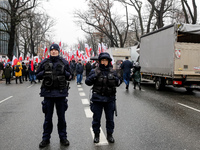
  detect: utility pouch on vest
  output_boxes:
[43,74,53,88]
[57,76,66,89]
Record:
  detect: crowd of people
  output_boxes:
[0,44,141,148]
[0,60,39,84]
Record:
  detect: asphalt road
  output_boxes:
[0,78,200,150]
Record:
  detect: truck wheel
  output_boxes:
[155,78,165,91]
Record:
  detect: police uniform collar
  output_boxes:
[50,55,60,61]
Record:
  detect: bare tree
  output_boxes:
[75,0,130,48]
[0,0,37,60]
[147,0,173,29]
[181,0,197,24]
[19,11,54,57]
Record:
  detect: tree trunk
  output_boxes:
[8,24,16,61]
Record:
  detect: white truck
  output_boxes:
[139,23,200,91]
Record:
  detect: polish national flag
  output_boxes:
[76,50,79,57]
[12,55,18,67]
[26,54,30,61]
[44,47,48,53]
[6,56,10,62]
[18,53,23,62]
[101,43,107,52]
[34,56,39,63]
[85,44,90,58]
[98,43,101,54]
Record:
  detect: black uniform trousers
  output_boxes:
[90,101,115,134]
[42,97,68,141]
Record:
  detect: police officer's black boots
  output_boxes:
[60,139,70,146]
[94,133,100,143]
[39,140,50,148]
[107,133,115,143]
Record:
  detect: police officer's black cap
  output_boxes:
[98,52,112,62]
[49,44,60,52]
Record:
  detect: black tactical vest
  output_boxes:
[42,58,68,90]
[92,67,116,96]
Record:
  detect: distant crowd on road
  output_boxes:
[0,56,141,89]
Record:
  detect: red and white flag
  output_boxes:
[34,56,39,63]
[85,44,90,58]
[18,53,23,62]
[101,43,107,52]
[12,55,18,67]
[26,55,30,61]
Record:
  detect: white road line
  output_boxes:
[84,107,93,118]
[77,85,82,88]
[0,96,13,104]
[90,127,109,146]
[82,99,89,105]
[178,103,200,113]
[79,92,86,96]
[27,85,34,89]
[78,88,83,91]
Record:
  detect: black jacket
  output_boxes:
[85,64,121,102]
[76,63,84,74]
[121,60,133,74]
[36,56,71,97]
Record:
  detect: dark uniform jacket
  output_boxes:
[36,56,71,97]
[85,64,121,102]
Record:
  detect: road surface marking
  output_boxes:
[79,92,86,96]
[77,85,82,87]
[0,96,13,104]
[78,88,83,91]
[178,103,200,113]
[84,107,93,118]
[82,98,89,104]
[90,127,109,146]
[27,85,34,88]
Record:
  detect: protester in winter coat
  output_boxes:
[85,61,92,77]
[120,56,133,90]
[14,62,23,84]
[22,62,27,81]
[69,59,76,80]
[132,62,141,90]
[28,61,36,84]
[76,59,84,84]
[4,63,12,84]
[0,61,4,80]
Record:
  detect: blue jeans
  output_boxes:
[77,74,83,84]
[123,72,130,85]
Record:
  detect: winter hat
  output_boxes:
[49,44,60,52]
[98,52,112,62]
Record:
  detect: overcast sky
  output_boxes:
[42,0,200,48]
[42,0,88,47]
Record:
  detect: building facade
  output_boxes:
[0,0,17,58]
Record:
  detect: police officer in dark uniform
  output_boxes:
[36,44,71,148]
[85,52,121,143]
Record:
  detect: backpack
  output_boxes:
[15,65,20,72]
